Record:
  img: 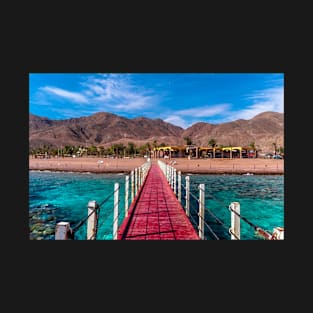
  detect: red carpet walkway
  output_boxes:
[117,164,200,240]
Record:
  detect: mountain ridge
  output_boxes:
[29,111,284,153]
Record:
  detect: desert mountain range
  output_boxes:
[29,111,283,153]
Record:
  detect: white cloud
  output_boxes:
[81,74,156,111]
[163,86,284,126]
[230,86,284,120]
[38,75,158,115]
[40,86,88,104]
[176,104,231,117]
[164,116,189,129]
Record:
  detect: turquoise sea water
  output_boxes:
[184,174,284,240]
[29,171,284,240]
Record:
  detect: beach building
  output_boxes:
[153,145,258,159]
[153,146,186,159]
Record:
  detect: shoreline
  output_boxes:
[29,157,284,175]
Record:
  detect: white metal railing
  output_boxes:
[157,160,284,240]
[55,160,151,240]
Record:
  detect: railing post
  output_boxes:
[55,222,71,240]
[230,202,240,240]
[87,200,99,240]
[169,165,171,185]
[173,168,177,195]
[199,184,205,239]
[113,183,119,240]
[131,170,134,202]
[271,227,284,240]
[125,175,129,217]
[135,168,138,195]
[178,171,181,203]
[169,165,171,184]
[137,167,139,194]
[185,176,190,217]
[140,166,143,186]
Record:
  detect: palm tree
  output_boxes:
[126,142,136,157]
[249,142,256,158]
[208,139,217,158]
[208,139,217,148]
[184,136,192,145]
[146,142,152,157]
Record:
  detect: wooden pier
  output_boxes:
[117,163,199,240]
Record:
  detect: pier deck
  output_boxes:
[117,164,199,240]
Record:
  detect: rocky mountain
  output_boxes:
[29,111,284,153]
[182,111,284,152]
[29,112,184,148]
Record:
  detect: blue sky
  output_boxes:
[29,73,284,129]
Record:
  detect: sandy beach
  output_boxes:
[29,156,284,174]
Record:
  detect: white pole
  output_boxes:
[55,222,71,240]
[178,171,181,203]
[135,168,138,195]
[138,167,141,190]
[173,168,177,195]
[199,184,205,239]
[113,183,119,240]
[131,170,134,202]
[230,202,240,240]
[87,200,99,240]
[169,165,171,184]
[185,176,190,217]
[125,175,129,217]
[140,166,143,187]
[169,165,171,186]
[137,167,140,189]
[168,165,171,184]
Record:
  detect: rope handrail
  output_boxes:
[188,210,198,227]
[181,182,200,204]
[71,188,117,235]
[195,209,220,240]
[202,218,220,240]
[98,189,116,208]
[228,228,240,240]
[181,179,226,240]
[71,206,99,233]
[96,194,122,240]
[204,206,230,233]
[188,204,220,240]
[189,191,200,203]
[228,204,272,239]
